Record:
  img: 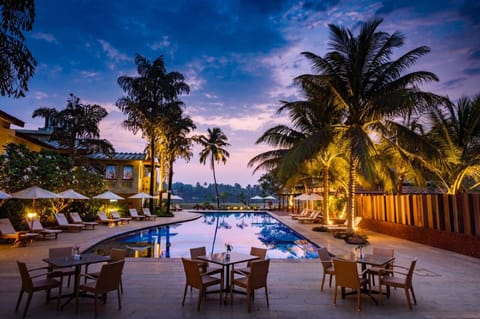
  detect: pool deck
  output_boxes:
[1,210,479,318]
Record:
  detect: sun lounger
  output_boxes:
[289,208,311,219]
[55,213,84,232]
[326,216,362,231]
[69,212,98,230]
[297,210,324,224]
[142,208,156,221]
[97,211,119,226]
[292,209,316,220]
[128,208,146,221]
[26,216,62,240]
[111,211,131,224]
[0,218,39,247]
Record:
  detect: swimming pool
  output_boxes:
[87,212,319,259]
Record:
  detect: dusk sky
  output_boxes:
[1,0,479,187]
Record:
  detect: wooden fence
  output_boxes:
[355,193,480,238]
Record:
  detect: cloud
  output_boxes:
[149,36,171,50]
[31,32,58,43]
[80,71,99,79]
[97,39,130,64]
[33,91,49,100]
[464,68,480,76]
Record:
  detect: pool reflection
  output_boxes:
[87,212,319,259]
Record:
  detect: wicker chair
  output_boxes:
[230,259,270,312]
[16,261,63,319]
[181,258,223,311]
[318,247,334,291]
[231,246,267,276]
[332,258,371,311]
[86,248,127,294]
[76,260,125,318]
[48,246,76,287]
[369,247,395,286]
[378,258,418,310]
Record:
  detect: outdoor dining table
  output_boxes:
[197,252,259,294]
[336,252,395,303]
[43,253,111,310]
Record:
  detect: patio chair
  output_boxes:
[86,248,127,294]
[69,212,98,230]
[189,246,222,274]
[48,246,76,288]
[111,211,131,224]
[369,247,395,286]
[230,259,270,312]
[128,208,146,221]
[16,260,63,319]
[26,216,62,240]
[232,246,267,276]
[332,258,371,311]
[289,209,312,219]
[54,213,84,232]
[181,257,224,311]
[96,211,119,226]
[76,260,125,318]
[0,218,39,247]
[297,210,324,224]
[142,207,156,221]
[318,247,334,291]
[378,258,418,310]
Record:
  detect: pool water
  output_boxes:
[87,212,319,259]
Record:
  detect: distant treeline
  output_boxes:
[170,182,262,204]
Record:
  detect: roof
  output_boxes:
[0,109,24,127]
[88,152,146,161]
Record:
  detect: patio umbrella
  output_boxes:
[161,193,183,200]
[250,195,263,200]
[263,195,277,200]
[11,186,60,228]
[58,189,90,200]
[93,191,124,200]
[294,193,310,201]
[0,190,11,199]
[129,192,155,199]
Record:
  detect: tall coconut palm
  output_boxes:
[116,54,189,209]
[194,128,230,208]
[299,18,447,230]
[425,93,480,193]
[161,104,196,213]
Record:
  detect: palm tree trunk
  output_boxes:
[347,151,357,231]
[323,165,329,224]
[211,157,220,209]
[166,157,174,215]
[149,142,155,211]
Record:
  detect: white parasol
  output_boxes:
[250,195,264,200]
[129,192,155,199]
[58,189,90,200]
[93,191,124,200]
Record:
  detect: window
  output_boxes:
[105,165,116,180]
[123,165,133,180]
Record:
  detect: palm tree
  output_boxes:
[194,128,230,208]
[161,105,196,214]
[298,18,447,230]
[425,93,480,193]
[116,54,189,209]
[0,0,36,98]
[32,94,113,162]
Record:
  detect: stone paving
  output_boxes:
[0,210,479,318]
